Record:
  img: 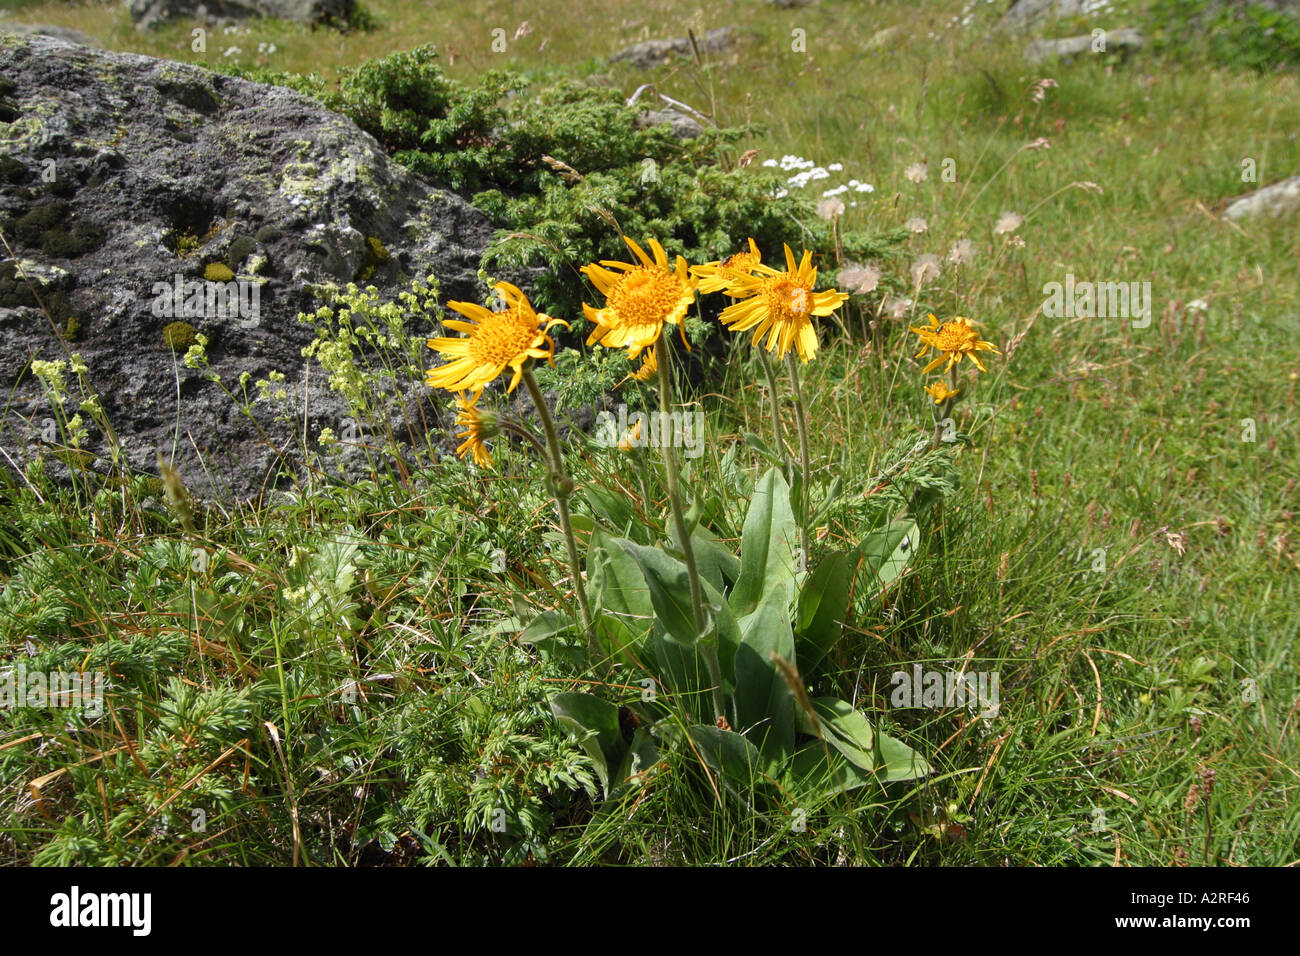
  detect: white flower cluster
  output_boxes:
[762,154,874,204]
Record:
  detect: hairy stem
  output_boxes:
[522,368,593,636]
[656,329,724,722]
[785,350,812,559]
[756,345,791,484]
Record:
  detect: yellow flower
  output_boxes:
[426,281,568,395]
[717,244,848,363]
[690,237,763,295]
[631,347,657,382]
[924,381,961,404]
[909,313,998,374]
[454,393,496,468]
[617,417,643,452]
[581,236,697,360]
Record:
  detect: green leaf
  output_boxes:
[550,692,626,796]
[858,517,919,595]
[583,483,640,540]
[785,742,875,798]
[804,696,877,771]
[732,588,797,763]
[876,729,932,782]
[517,610,574,644]
[794,550,855,673]
[730,466,799,618]
[686,724,765,801]
[690,525,741,592]
[620,540,696,646]
[743,432,785,468]
[613,726,662,790]
[586,531,654,665]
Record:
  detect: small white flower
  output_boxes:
[223,46,242,58]
[828,162,844,171]
[1186,299,1209,313]
[906,216,928,234]
[855,182,874,193]
[905,162,929,184]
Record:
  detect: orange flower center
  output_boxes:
[718,251,759,282]
[764,277,812,321]
[932,322,978,352]
[467,309,541,366]
[607,267,690,328]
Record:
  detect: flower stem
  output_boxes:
[785,351,812,559]
[498,418,548,460]
[521,368,593,637]
[655,329,724,722]
[756,345,791,484]
[931,365,960,450]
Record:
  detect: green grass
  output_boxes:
[2,0,1298,865]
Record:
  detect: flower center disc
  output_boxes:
[610,268,682,326]
[467,310,539,365]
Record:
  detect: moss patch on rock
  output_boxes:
[162,320,197,351]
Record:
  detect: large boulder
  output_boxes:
[0,34,495,501]
[1223,174,1300,221]
[609,26,737,69]
[128,0,358,30]
[0,22,99,46]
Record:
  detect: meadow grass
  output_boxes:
[1,0,1297,865]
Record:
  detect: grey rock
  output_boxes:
[637,108,705,140]
[1223,174,1300,221]
[1024,27,1143,62]
[1003,0,1109,28]
[128,0,357,31]
[609,26,737,69]
[0,34,496,502]
[0,23,99,46]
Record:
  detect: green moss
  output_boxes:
[228,235,256,265]
[254,225,280,243]
[355,235,392,281]
[5,200,105,258]
[204,262,235,282]
[162,321,197,351]
[175,230,201,258]
[63,315,81,342]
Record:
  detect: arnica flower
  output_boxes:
[924,380,961,404]
[691,237,762,295]
[582,236,697,360]
[454,393,497,468]
[910,313,999,374]
[426,282,567,395]
[718,244,849,363]
[631,347,657,382]
[617,417,644,452]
